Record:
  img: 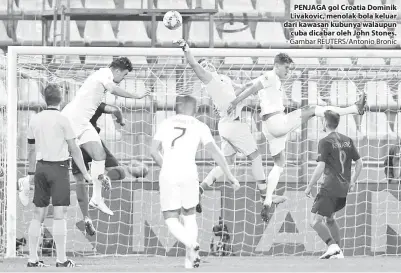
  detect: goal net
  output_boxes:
[2,47,401,259]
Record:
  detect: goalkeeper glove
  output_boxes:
[174,39,189,52]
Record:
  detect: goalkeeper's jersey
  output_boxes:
[62,68,114,128]
[204,75,243,123]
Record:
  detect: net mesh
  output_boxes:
[2,53,401,258]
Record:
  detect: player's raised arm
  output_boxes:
[227,78,265,114]
[175,39,213,84]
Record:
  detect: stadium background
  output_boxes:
[1,0,401,259]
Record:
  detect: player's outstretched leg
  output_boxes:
[314,92,366,118]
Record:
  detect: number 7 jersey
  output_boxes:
[153,114,215,180]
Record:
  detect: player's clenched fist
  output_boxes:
[174,39,189,52]
[83,173,93,184]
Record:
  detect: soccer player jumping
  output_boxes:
[227,53,366,222]
[72,102,127,236]
[175,39,287,215]
[151,95,239,269]
[62,57,150,216]
[305,110,363,259]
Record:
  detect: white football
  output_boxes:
[163,10,182,30]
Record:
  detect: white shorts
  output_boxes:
[218,120,258,157]
[261,110,302,156]
[159,177,199,212]
[73,122,101,146]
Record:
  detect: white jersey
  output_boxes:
[257,70,284,116]
[204,75,243,122]
[62,68,114,127]
[154,114,214,180]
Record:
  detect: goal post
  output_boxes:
[4,46,401,258]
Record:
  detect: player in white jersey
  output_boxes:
[175,39,287,215]
[62,57,150,215]
[151,95,239,269]
[227,53,367,222]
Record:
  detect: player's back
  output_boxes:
[62,68,113,123]
[157,114,211,180]
[205,75,242,121]
[258,70,284,115]
[320,132,359,196]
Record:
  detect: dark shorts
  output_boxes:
[71,140,119,175]
[33,160,70,207]
[311,194,347,217]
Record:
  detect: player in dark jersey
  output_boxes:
[73,102,126,236]
[305,110,363,259]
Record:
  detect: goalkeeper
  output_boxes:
[175,39,287,216]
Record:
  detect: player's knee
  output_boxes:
[53,206,67,220]
[33,208,46,223]
[310,214,324,228]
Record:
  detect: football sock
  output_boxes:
[28,219,41,263]
[91,160,106,201]
[76,183,89,218]
[314,105,358,117]
[312,221,334,246]
[165,218,195,249]
[182,214,198,243]
[265,165,284,206]
[251,155,266,181]
[326,218,341,246]
[107,166,126,180]
[53,219,67,263]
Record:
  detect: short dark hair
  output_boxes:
[274,53,294,65]
[44,84,62,106]
[324,110,340,130]
[175,95,197,114]
[110,57,133,72]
